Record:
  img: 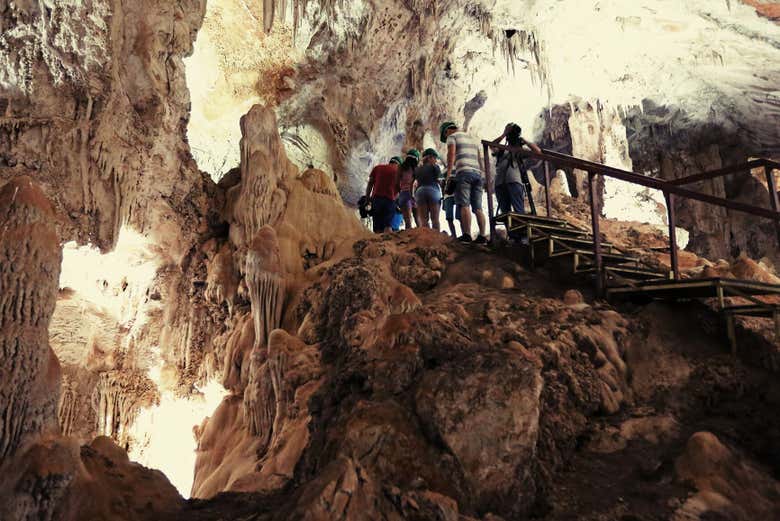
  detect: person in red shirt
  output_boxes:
[365,157,401,233]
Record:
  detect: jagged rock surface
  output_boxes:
[0,176,62,468]
[0,177,184,521]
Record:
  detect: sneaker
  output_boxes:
[474,235,488,245]
[458,234,473,243]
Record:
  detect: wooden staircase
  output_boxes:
[494,211,780,350]
[495,212,671,286]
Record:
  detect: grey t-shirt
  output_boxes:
[495,151,525,186]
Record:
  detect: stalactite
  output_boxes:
[92,370,158,449]
[243,356,276,445]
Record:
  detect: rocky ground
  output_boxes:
[4,169,779,519]
[182,230,780,520]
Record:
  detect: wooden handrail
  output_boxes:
[481,141,780,221]
[669,159,767,186]
[482,139,780,295]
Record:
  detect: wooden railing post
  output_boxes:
[766,165,780,246]
[665,191,680,280]
[484,142,496,242]
[544,161,552,217]
[588,171,604,297]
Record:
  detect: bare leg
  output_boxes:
[447,219,457,238]
[402,207,413,229]
[460,206,472,238]
[430,202,441,232]
[475,208,487,238]
[417,204,429,228]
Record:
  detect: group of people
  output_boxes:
[363,120,541,243]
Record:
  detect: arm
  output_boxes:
[446,144,456,179]
[526,141,542,155]
[365,169,375,199]
[492,129,509,144]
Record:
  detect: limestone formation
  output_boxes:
[1,1,779,520]
[246,226,285,350]
[0,176,62,465]
[0,1,209,258]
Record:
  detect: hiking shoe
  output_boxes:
[474,235,488,245]
[457,234,473,243]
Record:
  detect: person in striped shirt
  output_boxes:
[440,121,488,243]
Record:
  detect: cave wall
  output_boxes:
[0,0,228,473]
[625,102,780,263]
[0,0,210,258]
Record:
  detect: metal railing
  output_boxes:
[481,140,780,296]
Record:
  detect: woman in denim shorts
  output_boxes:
[414,148,444,231]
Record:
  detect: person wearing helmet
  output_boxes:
[414,148,443,231]
[440,121,488,244]
[493,123,542,215]
[365,157,401,233]
[396,149,420,230]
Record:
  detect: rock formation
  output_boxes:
[0,177,185,521]
[0,176,62,467]
[0,1,779,520]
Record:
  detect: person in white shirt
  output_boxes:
[440,121,488,244]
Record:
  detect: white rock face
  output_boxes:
[185,0,307,180]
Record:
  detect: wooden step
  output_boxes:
[579,265,669,281]
[722,304,779,318]
[604,265,670,281]
[495,212,572,227]
[545,234,616,250]
[508,221,589,237]
[574,250,641,267]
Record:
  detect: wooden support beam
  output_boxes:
[588,171,604,297]
[665,192,680,280]
[766,166,780,246]
[544,161,552,217]
[483,142,497,242]
[775,310,780,343]
[726,315,737,356]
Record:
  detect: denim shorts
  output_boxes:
[455,170,484,210]
[415,184,442,206]
[442,196,460,221]
[397,190,413,209]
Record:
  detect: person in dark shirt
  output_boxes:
[414,148,443,231]
[365,158,400,233]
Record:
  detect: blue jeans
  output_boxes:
[496,182,525,214]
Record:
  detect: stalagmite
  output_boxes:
[246,225,285,349]
[0,176,62,464]
[242,225,285,440]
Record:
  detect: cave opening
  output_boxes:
[55,227,226,498]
